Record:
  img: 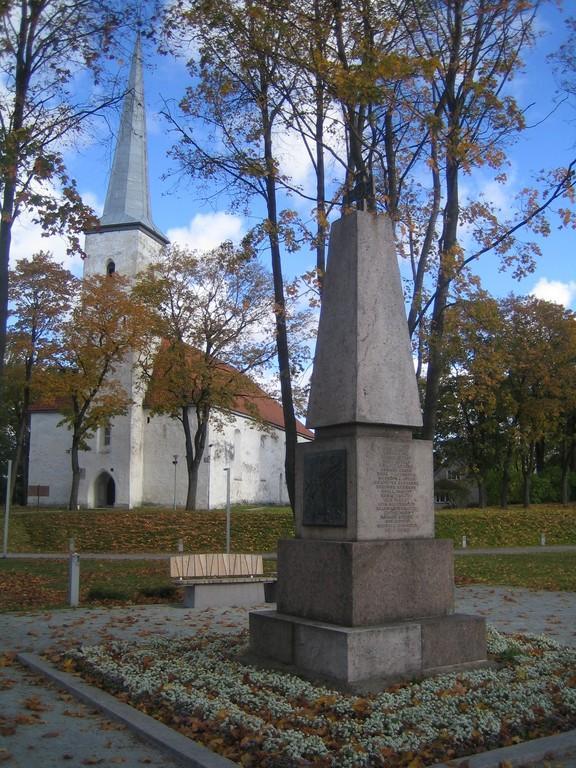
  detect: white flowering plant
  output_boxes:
[62,626,576,767]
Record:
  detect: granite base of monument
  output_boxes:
[249,609,487,692]
[248,536,487,688]
[275,538,456,625]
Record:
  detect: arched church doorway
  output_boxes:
[94,472,116,507]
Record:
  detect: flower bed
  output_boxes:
[63,627,576,767]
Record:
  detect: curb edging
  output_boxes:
[18,653,237,768]
[432,729,576,767]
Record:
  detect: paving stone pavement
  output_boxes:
[0,587,575,767]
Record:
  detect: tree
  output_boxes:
[43,273,148,510]
[436,295,506,508]
[273,0,575,439]
[0,0,135,382]
[438,294,576,508]
[135,243,280,510]
[6,252,77,503]
[159,0,575,471]
[161,0,305,507]
[499,296,576,507]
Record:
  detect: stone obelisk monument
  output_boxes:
[250,211,486,688]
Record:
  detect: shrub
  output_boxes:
[86,587,130,602]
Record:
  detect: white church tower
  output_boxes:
[82,37,169,508]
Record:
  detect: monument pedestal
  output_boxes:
[248,211,487,688]
[250,609,486,691]
[249,537,487,689]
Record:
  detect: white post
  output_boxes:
[461,535,467,549]
[172,455,178,511]
[540,532,546,547]
[3,460,12,558]
[68,552,80,607]
[177,538,184,553]
[224,467,231,554]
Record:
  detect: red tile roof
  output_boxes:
[30,347,314,440]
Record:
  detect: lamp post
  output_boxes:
[172,455,178,511]
[224,467,231,553]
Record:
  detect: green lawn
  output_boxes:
[1,504,575,612]
[0,558,174,612]
[0,551,574,613]
[2,503,576,554]
[454,552,576,591]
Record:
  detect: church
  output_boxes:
[27,40,312,510]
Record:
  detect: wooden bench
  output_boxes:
[170,553,276,608]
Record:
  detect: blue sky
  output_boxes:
[10,3,575,310]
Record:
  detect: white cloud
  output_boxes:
[274,129,314,189]
[10,187,104,277]
[11,212,81,275]
[81,190,104,218]
[167,212,245,251]
[531,277,576,308]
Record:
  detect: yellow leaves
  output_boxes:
[24,695,49,712]
[60,657,77,674]
[351,697,373,716]
[438,680,468,698]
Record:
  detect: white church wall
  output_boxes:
[208,411,291,508]
[29,408,143,509]
[29,389,306,510]
[28,412,72,507]
[141,408,296,509]
[141,412,194,507]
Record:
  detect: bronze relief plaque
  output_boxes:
[302,449,347,527]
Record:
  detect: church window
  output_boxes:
[233,429,242,480]
[258,435,268,484]
[106,259,116,275]
[103,424,112,447]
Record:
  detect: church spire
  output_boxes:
[100,36,168,244]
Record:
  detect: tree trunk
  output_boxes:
[407,132,441,338]
[10,360,32,502]
[522,471,531,508]
[422,147,460,440]
[561,463,570,505]
[186,461,200,511]
[477,478,487,509]
[535,439,545,474]
[0,8,37,380]
[10,407,30,504]
[313,42,327,292]
[182,403,210,511]
[314,0,327,296]
[0,207,14,379]
[500,451,511,509]
[262,107,297,510]
[68,434,81,510]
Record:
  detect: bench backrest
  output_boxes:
[170,553,264,579]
